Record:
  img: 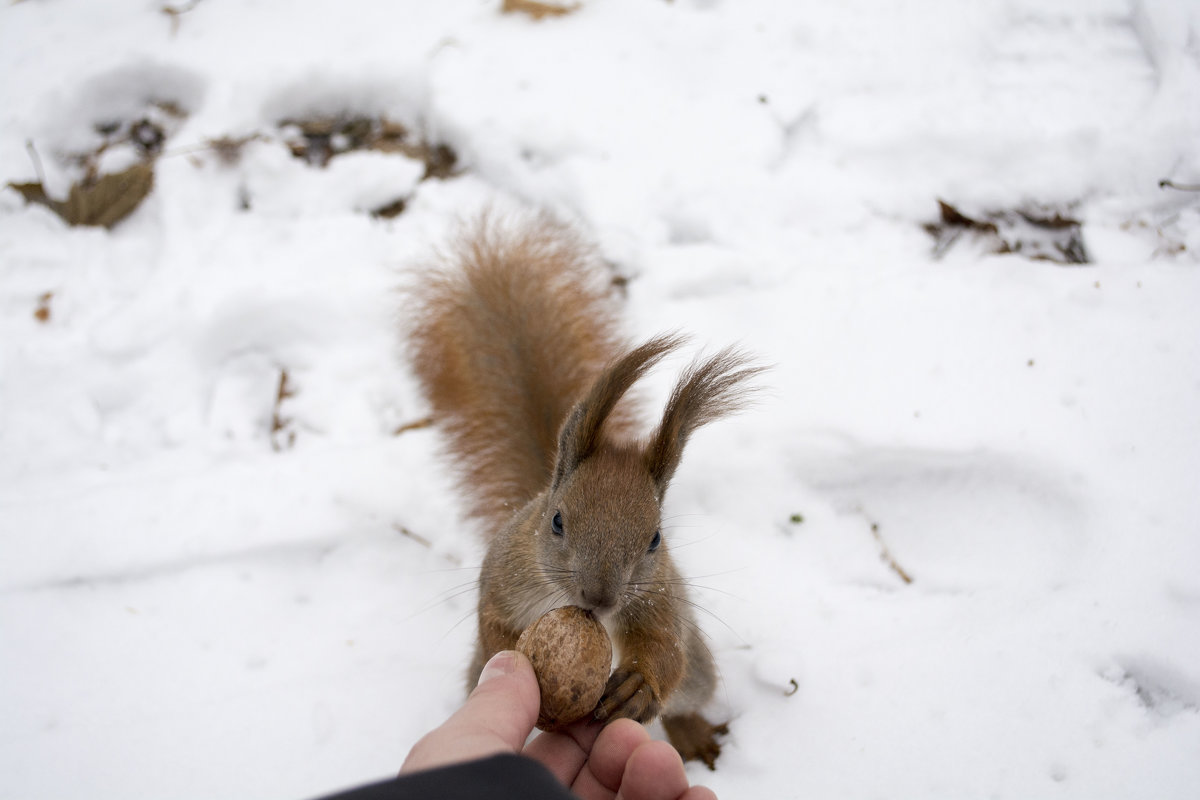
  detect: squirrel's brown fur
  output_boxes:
[407,214,761,768]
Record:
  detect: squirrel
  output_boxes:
[406,214,762,768]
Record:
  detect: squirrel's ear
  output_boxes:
[552,333,686,489]
[644,347,765,494]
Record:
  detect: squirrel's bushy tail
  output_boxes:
[407,215,628,535]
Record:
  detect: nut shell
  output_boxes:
[516,605,613,731]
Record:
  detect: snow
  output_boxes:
[2,0,1198,798]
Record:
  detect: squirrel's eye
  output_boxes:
[551,511,564,536]
[648,530,662,552]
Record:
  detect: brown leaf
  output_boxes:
[925,199,1089,265]
[936,199,998,234]
[1016,208,1081,231]
[278,115,460,180]
[371,197,408,219]
[65,162,155,228]
[205,133,264,166]
[8,181,51,207]
[9,162,154,229]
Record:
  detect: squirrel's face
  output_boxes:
[540,446,665,619]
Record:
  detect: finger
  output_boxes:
[681,787,718,800]
[401,651,540,774]
[615,740,690,800]
[521,717,605,787]
[567,719,650,800]
[457,650,541,748]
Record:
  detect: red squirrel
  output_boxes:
[407,214,762,768]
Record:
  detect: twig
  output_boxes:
[1159,179,1200,192]
[501,0,580,20]
[161,0,204,34]
[270,368,296,451]
[393,415,435,436]
[393,523,433,549]
[25,140,47,185]
[393,523,462,566]
[168,133,267,166]
[869,521,913,584]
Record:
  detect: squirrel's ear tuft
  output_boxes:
[552,333,686,489]
[644,347,765,494]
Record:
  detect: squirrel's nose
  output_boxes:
[579,586,617,612]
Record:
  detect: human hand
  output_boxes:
[401,650,717,800]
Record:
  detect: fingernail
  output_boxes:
[477,650,517,686]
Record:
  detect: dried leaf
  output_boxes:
[204,133,264,166]
[8,181,51,207]
[278,114,459,180]
[378,119,409,142]
[129,119,166,157]
[371,197,408,219]
[8,162,154,229]
[65,163,155,228]
[925,199,1089,265]
[936,199,997,234]
[420,142,458,180]
[1017,209,1078,231]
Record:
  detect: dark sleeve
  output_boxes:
[314,754,577,800]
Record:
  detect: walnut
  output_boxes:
[516,606,612,731]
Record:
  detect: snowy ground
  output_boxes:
[2,1,1199,798]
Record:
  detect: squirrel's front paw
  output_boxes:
[594,668,661,723]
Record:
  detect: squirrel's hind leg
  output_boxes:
[661,712,729,770]
[658,623,727,769]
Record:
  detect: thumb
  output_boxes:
[401,651,541,774]
[462,649,542,746]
